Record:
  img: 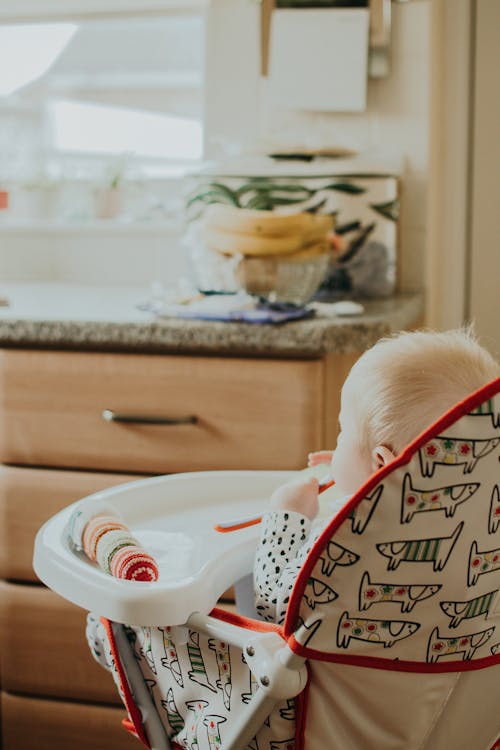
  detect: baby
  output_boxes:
[254,327,500,623]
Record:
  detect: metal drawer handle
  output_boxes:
[102,409,198,426]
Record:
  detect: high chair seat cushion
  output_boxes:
[90,608,303,750]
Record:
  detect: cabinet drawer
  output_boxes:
[0,581,121,705]
[1,692,138,750]
[0,349,324,473]
[0,466,138,581]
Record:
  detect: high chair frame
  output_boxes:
[105,611,309,750]
[35,378,500,750]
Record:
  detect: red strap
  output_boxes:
[294,662,311,750]
[122,718,141,739]
[101,617,151,749]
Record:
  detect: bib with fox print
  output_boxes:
[286,380,500,670]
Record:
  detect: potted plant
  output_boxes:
[93,155,130,220]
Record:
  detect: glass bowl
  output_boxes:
[235,252,330,306]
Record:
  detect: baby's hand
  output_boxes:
[308,450,334,467]
[270,477,319,520]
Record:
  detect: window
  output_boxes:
[0,14,205,182]
[0,23,77,97]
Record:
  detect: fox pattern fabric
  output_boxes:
[88,614,297,750]
[288,388,500,668]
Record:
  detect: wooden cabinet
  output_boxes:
[0,466,136,582]
[0,350,328,472]
[0,582,121,705]
[2,693,140,750]
[0,346,357,750]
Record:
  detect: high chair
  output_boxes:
[34,378,500,750]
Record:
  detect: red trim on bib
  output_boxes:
[287,636,500,673]
[294,662,311,750]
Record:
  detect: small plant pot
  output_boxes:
[94,186,123,220]
[8,185,60,221]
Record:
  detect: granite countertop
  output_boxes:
[0,282,424,358]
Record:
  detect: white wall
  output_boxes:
[0,225,189,286]
[426,0,500,356]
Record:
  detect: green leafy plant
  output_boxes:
[187,177,366,218]
[370,198,399,222]
[101,153,132,191]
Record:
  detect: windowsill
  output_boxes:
[0,219,181,234]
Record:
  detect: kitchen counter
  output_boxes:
[0,282,424,358]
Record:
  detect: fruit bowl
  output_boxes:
[190,203,333,304]
[185,163,399,301]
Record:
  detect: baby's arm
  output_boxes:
[254,477,324,623]
[254,509,312,623]
[270,476,319,519]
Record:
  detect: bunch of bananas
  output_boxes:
[203,204,334,263]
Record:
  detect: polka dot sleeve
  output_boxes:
[253,510,326,624]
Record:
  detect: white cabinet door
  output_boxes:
[427,0,500,359]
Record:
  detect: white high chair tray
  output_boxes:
[34,470,293,626]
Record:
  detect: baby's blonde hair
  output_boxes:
[345,327,500,455]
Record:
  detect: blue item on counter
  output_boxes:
[174,302,315,324]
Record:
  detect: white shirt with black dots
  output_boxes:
[253,495,349,624]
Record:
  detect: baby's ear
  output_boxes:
[372,445,396,470]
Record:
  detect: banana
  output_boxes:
[205,204,333,238]
[283,240,330,263]
[302,223,335,246]
[204,225,306,256]
[204,215,333,258]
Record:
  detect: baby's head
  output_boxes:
[330,327,500,495]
